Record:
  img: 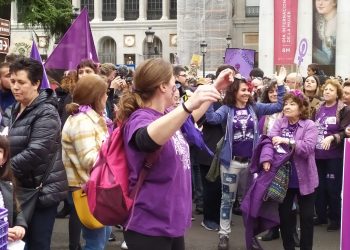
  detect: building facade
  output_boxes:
[8,0,260,70]
[9,0,178,66]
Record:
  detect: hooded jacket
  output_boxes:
[0,89,68,207]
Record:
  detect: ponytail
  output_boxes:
[65,102,80,115]
[116,90,144,123]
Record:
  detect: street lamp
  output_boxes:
[145,27,155,58]
[226,34,232,48]
[200,41,207,78]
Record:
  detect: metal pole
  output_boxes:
[203,53,205,78]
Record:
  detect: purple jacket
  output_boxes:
[269,117,319,195]
[241,135,294,249]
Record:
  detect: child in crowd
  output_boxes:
[0,135,26,243]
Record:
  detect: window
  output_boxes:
[124,0,139,20]
[245,0,259,17]
[16,0,25,23]
[81,0,94,20]
[170,0,177,19]
[99,37,117,64]
[147,0,162,20]
[102,0,116,21]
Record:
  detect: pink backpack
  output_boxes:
[85,124,159,226]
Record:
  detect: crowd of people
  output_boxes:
[0,51,349,250]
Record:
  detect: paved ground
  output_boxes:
[51,212,340,250]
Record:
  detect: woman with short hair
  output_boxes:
[0,58,68,250]
[267,90,318,250]
[313,79,350,231]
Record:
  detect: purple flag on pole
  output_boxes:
[224,48,255,79]
[30,40,51,89]
[341,139,350,250]
[45,8,98,70]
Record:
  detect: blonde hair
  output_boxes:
[323,78,343,99]
[116,58,173,122]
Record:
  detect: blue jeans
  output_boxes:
[81,225,111,250]
[219,160,249,236]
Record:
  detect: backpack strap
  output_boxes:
[125,148,161,230]
[129,149,161,199]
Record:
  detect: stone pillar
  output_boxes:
[258,0,274,76]
[115,0,125,21]
[336,0,350,77]
[138,0,147,21]
[92,0,102,22]
[295,0,313,76]
[161,0,169,20]
[11,0,18,24]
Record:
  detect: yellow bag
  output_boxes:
[72,189,104,229]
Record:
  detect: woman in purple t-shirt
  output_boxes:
[116,58,233,250]
[313,79,350,231]
[205,71,286,250]
[266,90,318,250]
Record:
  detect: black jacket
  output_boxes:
[194,102,225,166]
[0,89,68,207]
[0,181,27,228]
[55,87,71,129]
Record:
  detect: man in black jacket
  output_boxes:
[0,58,68,250]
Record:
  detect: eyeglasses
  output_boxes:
[178,74,187,77]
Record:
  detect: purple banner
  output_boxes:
[341,139,350,250]
[224,48,255,79]
[30,40,50,89]
[45,8,98,70]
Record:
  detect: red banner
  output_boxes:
[274,0,298,65]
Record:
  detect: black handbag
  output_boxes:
[16,151,58,223]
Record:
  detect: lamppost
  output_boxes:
[145,27,155,59]
[223,34,232,62]
[200,41,207,78]
[226,34,232,48]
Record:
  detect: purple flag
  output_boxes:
[45,8,98,70]
[341,139,350,250]
[30,40,51,89]
[224,48,255,79]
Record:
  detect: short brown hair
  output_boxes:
[324,79,343,99]
[99,63,117,77]
[66,74,107,115]
[283,91,310,120]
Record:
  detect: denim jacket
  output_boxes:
[205,85,286,168]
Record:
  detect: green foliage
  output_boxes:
[16,0,73,38]
[0,0,12,5]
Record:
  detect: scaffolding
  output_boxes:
[177,0,233,71]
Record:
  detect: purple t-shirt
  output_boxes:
[231,108,254,158]
[123,108,192,237]
[314,103,343,159]
[281,123,299,188]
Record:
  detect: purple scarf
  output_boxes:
[72,105,113,135]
